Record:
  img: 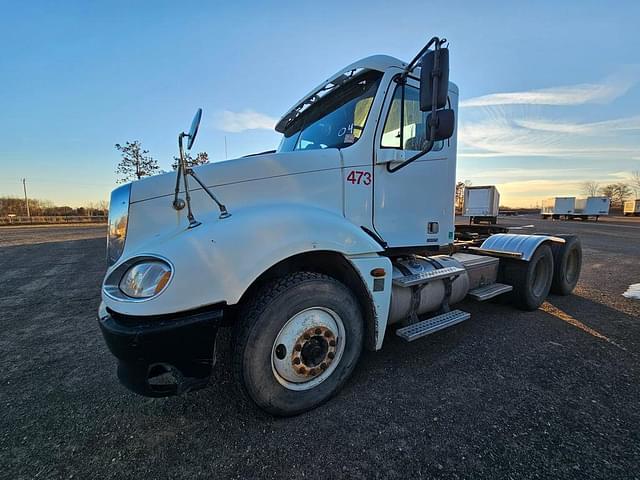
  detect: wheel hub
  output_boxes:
[292,326,336,376]
[271,307,345,391]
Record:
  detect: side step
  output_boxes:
[396,309,471,342]
[467,283,513,301]
[393,266,466,288]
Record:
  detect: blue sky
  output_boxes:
[1,0,638,207]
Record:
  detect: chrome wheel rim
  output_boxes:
[271,307,345,391]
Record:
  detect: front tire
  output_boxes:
[233,272,363,416]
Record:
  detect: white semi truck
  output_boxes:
[98,38,582,415]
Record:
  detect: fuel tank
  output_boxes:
[388,255,469,324]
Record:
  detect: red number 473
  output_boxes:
[346,170,372,186]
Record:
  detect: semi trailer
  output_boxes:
[98,37,582,416]
[573,196,610,221]
[462,185,500,224]
[541,197,576,219]
[624,199,640,216]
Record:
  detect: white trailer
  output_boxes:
[573,196,610,221]
[97,38,583,415]
[541,197,576,219]
[624,199,640,216]
[463,185,500,224]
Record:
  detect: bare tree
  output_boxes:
[96,200,109,213]
[454,180,471,211]
[86,200,110,216]
[115,141,159,183]
[600,183,632,208]
[580,181,599,197]
[171,152,210,170]
[631,170,640,199]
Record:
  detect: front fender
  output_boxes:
[102,204,383,316]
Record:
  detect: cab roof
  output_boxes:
[275,55,406,134]
[275,54,459,134]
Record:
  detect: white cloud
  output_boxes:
[460,69,640,108]
[514,115,640,135]
[216,110,277,133]
[458,113,640,159]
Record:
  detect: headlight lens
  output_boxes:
[119,260,172,299]
[107,184,131,267]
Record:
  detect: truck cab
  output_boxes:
[98,39,582,415]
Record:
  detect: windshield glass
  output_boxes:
[278,70,383,152]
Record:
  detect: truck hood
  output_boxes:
[129,150,331,204]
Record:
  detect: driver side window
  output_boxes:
[381,83,443,152]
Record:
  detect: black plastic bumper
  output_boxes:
[98,304,223,397]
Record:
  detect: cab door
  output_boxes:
[372,79,458,248]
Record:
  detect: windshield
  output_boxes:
[278,70,383,152]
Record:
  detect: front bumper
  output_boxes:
[98,302,223,397]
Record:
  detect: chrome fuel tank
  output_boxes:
[388,255,470,324]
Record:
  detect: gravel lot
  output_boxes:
[1,217,639,479]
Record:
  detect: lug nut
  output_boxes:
[294,344,302,351]
[328,352,335,359]
[304,334,310,340]
[329,340,336,347]
[309,368,316,375]
[324,331,333,338]
[293,357,301,365]
[320,363,327,370]
[315,328,321,335]
[298,367,306,374]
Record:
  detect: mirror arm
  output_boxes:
[186,170,231,219]
[178,133,202,228]
[386,137,436,173]
[172,132,231,225]
[402,36,446,79]
[172,133,187,211]
[388,37,444,174]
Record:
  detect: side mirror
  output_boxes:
[419,48,449,111]
[187,108,202,150]
[426,109,455,141]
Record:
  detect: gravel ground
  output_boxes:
[1,216,639,479]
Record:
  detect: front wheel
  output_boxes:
[233,272,363,416]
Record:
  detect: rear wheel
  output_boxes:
[549,234,582,295]
[501,244,554,311]
[233,272,363,416]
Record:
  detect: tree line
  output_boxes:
[580,171,640,208]
[0,197,109,217]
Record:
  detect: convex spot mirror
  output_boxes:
[187,108,202,150]
[426,109,455,141]
[419,48,449,111]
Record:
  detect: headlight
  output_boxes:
[119,260,172,299]
[107,184,131,267]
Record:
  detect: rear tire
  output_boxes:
[549,235,582,295]
[501,244,554,311]
[233,272,363,416]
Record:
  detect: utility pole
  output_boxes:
[224,136,228,160]
[22,178,30,219]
